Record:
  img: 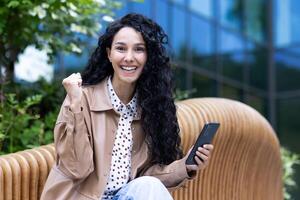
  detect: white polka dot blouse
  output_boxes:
[102,77,138,199]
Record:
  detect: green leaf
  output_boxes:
[0,133,5,140]
[7,1,20,8]
[281,147,300,200]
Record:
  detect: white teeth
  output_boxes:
[121,66,137,71]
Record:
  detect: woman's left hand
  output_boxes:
[185,144,214,173]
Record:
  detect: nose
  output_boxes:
[124,50,134,63]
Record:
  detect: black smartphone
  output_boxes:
[185,122,220,165]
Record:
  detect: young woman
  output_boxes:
[41,13,213,200]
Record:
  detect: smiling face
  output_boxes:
[106,27,147,86]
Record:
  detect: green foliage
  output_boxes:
[0,93,43,153]
[0,0,122,80]
[174,88,197,101]
[0,78,65,154]
[281,147,300,200]
[1,0,120,54]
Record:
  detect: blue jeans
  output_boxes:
[111,176,173,200]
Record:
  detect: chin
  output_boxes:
[119,75,139,84]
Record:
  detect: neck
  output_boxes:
[112,77,136,104]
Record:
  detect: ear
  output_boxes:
[106,48,111,62]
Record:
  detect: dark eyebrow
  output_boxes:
[114,42,145,46]
[135,43,146,46]
[114,42,126,46]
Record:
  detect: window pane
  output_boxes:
[220,30,244,52]
[189,0,212,18]
[246,94,266,116]
[129,0,151,17]
[191,15,212,55]
[245,0,267,43]
[170,0,185,5]
[220,0,242,31]
[275,0,300,46]
[155,0,168,31]
[276,49,300,91]
[192,73,216,97]
[220,30,245,81]
[221,84,242,101]
[62,53,88,70]
[174,66,187,90]
[247,45,268,90]
[171,5,186,57]
[115,0,128,17]
[190,15,213,71]
[221,51,244,81]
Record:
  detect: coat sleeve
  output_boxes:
[54,91,94,180]
[140,157,197,190]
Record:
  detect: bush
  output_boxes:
[0,78,64,154]
[281,147,300,200]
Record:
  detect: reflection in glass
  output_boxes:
[189,0,212,18]
[155,0,168,31]
[191,15,212,54]
[220,30,244,81]
[192,73,216,97]
[275,50,300,91]
[220,30,244,52]
[129,0,151,17]
[285,46,300,56]
[115,0,128,17]
[245,0,266,42]
[170,0,185,5]
[246,94,265,115]
[275,0,300,46]
[221,51,244,81]
[189,15,213,70]
[221,84,242,101]
[220,0,242,31]
[247,45,268,90]
[171,5,186,57]
[174,66,187,90]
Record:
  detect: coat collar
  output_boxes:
[89,77,141,120]
[89,77,113,112]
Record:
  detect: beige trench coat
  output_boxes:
[41,77,194,200]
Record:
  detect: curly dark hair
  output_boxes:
[82,13,183,165]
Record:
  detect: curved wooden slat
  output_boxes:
[0,157,13,200]
[41,144,56,159]
[20,151,39,200]
[0,162,4,200]
[11,154,30,200]
[35,147,55,172]
[5,156,21,200]
[27,149,49,198]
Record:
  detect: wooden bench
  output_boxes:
[0,98,283,200]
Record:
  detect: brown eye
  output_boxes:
[135,47,145,52]
[116,46,126,51]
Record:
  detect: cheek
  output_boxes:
[138,54,147,65]
[111,52,123,62]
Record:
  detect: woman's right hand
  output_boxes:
[62,73,83,112]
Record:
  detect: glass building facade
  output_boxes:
[60,0,300,198]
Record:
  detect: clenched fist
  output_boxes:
[62,73,83,112]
